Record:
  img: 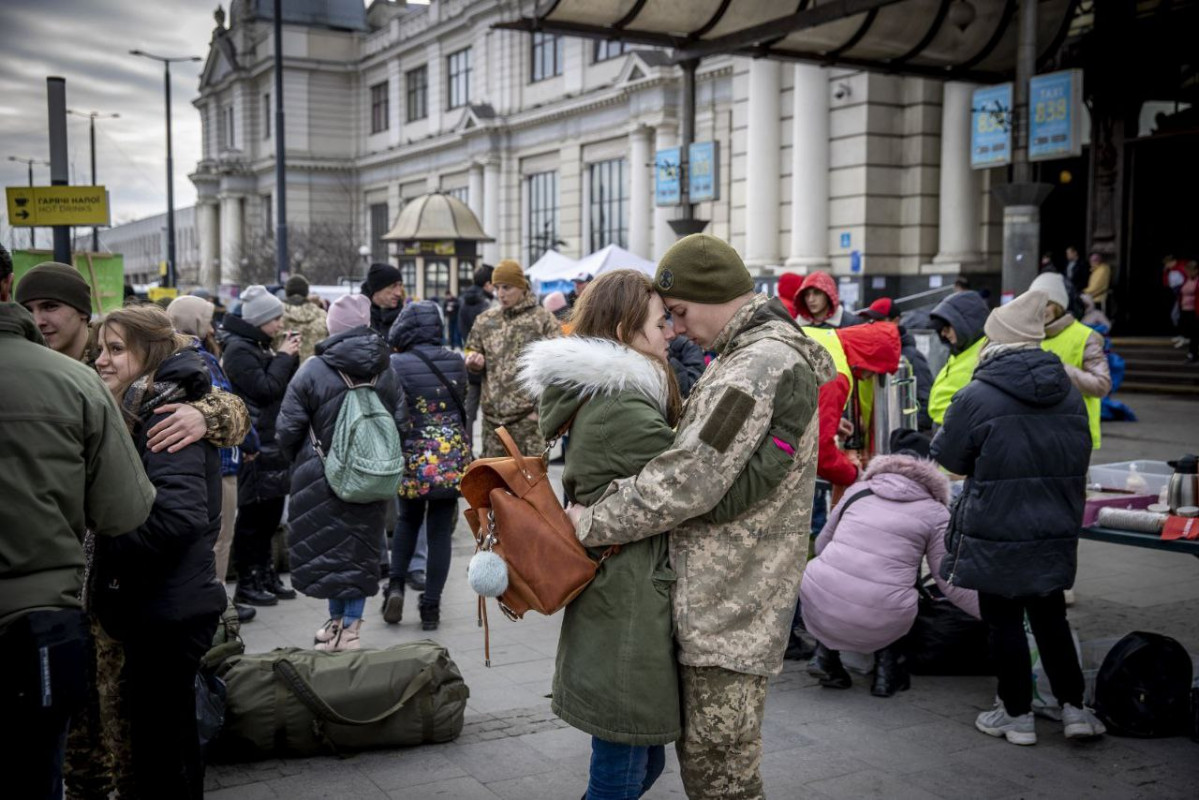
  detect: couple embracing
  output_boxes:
[518,234,834,800]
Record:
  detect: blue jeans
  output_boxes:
[587,738,665,800]
[328,596,366,625]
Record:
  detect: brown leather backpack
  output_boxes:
[461,426,614,664]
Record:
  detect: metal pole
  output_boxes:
[274,0,288,284]
[47,77,71,265]
[27,160,35,250]
[165,61,177,287]
[667,58,709,238]
[1012,0,1036,185]
[90,116,99,253]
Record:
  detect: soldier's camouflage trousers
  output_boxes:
[677,665,769,800]
[481,415,545,460]
[65,617,132,799]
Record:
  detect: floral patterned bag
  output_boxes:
[402,351,472,499]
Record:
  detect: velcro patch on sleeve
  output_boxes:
[699,387,757,453]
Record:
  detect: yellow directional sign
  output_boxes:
[6,185,110,226]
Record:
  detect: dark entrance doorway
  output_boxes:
[1122,131,1199,334]
[1036,152,1090,272]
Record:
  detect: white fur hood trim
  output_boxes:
[518,337,669,414]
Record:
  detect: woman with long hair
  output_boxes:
[91,304,226,798]
[518,270,797,799]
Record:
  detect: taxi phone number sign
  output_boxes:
[6,185,110,226]
[1029,70,1083,162]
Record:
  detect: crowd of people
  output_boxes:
[0,231,1117,800]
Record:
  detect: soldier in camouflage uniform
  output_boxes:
[271,275,329,363]
[464,259,561,458]
[572,234,834,800]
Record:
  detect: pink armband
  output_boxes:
[772,436,795,458]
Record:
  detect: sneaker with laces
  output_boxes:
[976,704,1037,745]
[1062,704,1106,739]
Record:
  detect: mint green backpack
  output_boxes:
[309,372,404,503]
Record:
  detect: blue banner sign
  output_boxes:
[687,141,719,203]
[971,83,1012,169]
[654,148,681,207]
[1029,70,1083,162]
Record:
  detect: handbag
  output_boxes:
[460,424,612,664]
[409,349,467,425]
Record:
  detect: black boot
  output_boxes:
[785,629,816,661]
[382,579,404,625]
[810,644,851,689]
[871,646,910,698]
[234,603,257,622]
[418,593,439,631]
[234,568,278,607]
[266,564,296,600]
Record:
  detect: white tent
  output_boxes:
[525,249,579,282]
[574,244,656,279]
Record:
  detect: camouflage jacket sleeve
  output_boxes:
[191,388,250,449]
[577,342,805,546]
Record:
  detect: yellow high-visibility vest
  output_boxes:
[803,326,873,447]
[1043,320,1102,449]
[928,336,986,425]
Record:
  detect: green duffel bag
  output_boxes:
[213,640,469,759]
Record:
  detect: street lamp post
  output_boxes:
[67,110,119,253]
[130,50,201,288]
[358,244,371,274]
[6,156,50,249]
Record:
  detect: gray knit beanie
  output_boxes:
[984,291,1047,345]
[240,284,285,327]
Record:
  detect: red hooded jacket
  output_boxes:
[816,321,902,486]
[777,273,804,319]
[795,272,842,325]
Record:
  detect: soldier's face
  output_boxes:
[23,298,89,355]
[495,283,524,309]
[662,297,722,350]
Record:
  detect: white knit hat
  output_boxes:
[1028,272,1070,311]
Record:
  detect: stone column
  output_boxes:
[745,59,781,268]
[468,162,484,222]
[652,122,678,260]
[219,194,243,284]
[932,82,983,269]
[628,125,653,259]
[786,64,830,270]
[197,200,220,290]
[482,159,500,263]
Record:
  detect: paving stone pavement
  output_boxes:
[206,396,1199,799]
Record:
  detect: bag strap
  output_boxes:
[825,487,874,544]
[272,656,436,727]
[337,369,378,391]
[409,349,467,425]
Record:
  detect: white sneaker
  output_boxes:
[1062,703,1106,739]
[976,704,1037,745]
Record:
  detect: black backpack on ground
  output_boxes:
[898,575,992,676]
[1093,631,1193,738]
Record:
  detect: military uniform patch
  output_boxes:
[699,387,756,453]
[658,269,674,291]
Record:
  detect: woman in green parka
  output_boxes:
[519,270,796,800]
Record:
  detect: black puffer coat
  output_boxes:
[275,327,407,600]
[932,346,1091,597]
[458,285,493,386]
[389,302,471,500]
[221,313,299,504]
[94,349,226,637]
[668,335,707,398]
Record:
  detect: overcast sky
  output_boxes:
[0,0,225,244]
[0,1,430,248]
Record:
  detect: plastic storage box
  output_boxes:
[1087,460,1172,495]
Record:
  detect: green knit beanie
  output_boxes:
[654,234,754,304]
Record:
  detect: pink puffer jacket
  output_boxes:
[800,454,980,653]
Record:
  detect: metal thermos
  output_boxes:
[1167,454,1199,514]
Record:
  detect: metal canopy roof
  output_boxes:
[382,192,494,243]
[497,0,1080,82]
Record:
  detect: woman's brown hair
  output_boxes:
[100,305,193,389]
[569,269,682,425]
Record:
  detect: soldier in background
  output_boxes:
[569,234,832,800]
[464,259,560,458]
[271,274,328,362]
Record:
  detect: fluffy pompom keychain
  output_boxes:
[468,550,509,598]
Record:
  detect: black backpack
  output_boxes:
[1093,631,1193,738]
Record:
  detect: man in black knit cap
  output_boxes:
[361,263,405,336]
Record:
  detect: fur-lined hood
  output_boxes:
[519,336,669,416]
[862,453,951,505]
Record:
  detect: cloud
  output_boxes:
[0,0,214,239]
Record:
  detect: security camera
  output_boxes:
[834,83,851,100]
